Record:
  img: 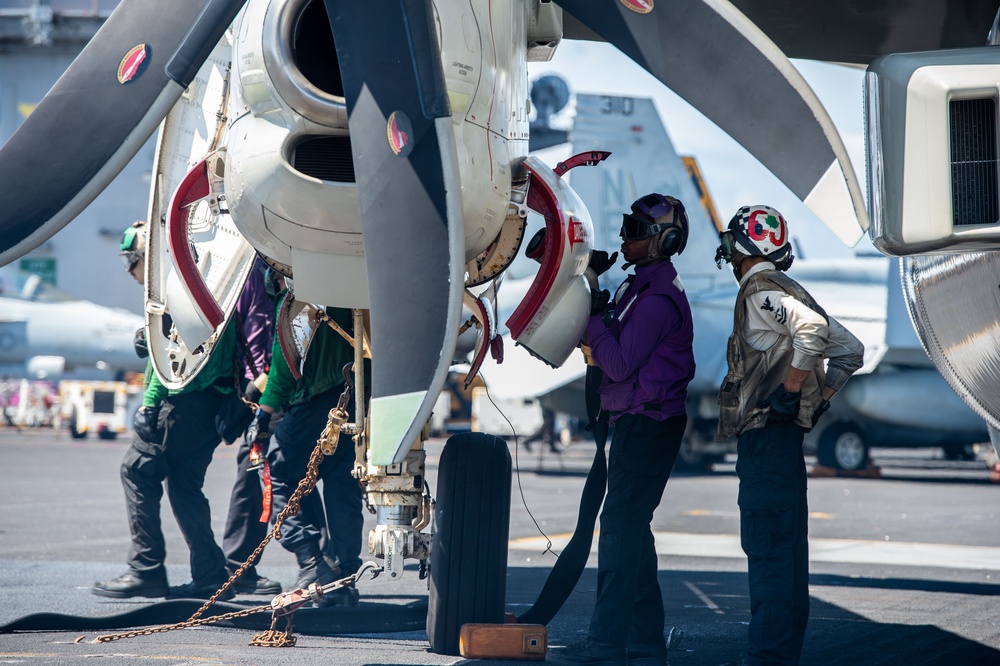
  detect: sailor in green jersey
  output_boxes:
[246,302,364,606]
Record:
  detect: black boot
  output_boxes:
[292,542,341,591]
[92,569,168,599]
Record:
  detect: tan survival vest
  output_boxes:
[716,270,826,439]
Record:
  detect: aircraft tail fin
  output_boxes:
[568,93,727,293]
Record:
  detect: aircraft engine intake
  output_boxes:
[264,0,347,129]
[226,0,367,307]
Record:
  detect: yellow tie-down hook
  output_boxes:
[318,363,354,455]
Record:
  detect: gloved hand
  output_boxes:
[133,327,148,359]
[811,398,831,428]
[763,385,801,422]
[591,288,611,315]
[133,405,163,444]
[588,250,619,277]
[245,409,272,446]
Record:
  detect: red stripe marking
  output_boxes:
[167,159,224,328]
[506,162,564,338]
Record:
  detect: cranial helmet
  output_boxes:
[119,220,146,272]
[715,205,793,272]
[620,193,689,259]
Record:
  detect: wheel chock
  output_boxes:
[458,623,547,660]
[810,464,882,479]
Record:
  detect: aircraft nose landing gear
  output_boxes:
[363,441,433,581]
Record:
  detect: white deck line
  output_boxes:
[509,531,1000,571]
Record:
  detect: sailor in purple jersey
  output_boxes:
[220,258,284,595]
[549,194,694,666]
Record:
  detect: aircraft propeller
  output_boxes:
[557,0,869,246]
[323,1,464,465]
[0,0,246,266]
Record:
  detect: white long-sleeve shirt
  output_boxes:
[739,262,864,392]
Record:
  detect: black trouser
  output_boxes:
[267,387,364,575]
[120,388,228,585]
[589,413,685,648]
[736,421,809,666]
[222,440,268,577]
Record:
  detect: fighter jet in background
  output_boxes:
[0,267,144,381]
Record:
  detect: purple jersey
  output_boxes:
[585,260,695,421]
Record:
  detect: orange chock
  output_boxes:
[459,622,547,660]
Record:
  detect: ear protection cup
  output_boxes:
[660,230,682,256]
[658,198,688,257]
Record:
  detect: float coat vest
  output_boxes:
[716,270,826,439]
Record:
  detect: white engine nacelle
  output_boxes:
[866,47,1000,255]
[226,0,533,307]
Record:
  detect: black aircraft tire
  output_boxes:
[427,432,511,656]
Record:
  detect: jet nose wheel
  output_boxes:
[427,433,512,655]
[817,422,869,471]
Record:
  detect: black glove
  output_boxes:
[591,288,611,315]
[763,385,801,422]
[811,398,831,428]
[133,405,163,444]
[245,409,272,446]
[588,250,619,277]
[133,327,148,359]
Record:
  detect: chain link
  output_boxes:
[97,603,270,643]
[249,614,297,648]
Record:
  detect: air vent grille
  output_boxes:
[950,97,999,227]
[292,136,355,183]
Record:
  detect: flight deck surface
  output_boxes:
[1,429,997,665]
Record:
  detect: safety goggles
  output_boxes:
[714,230,736,269]
[620,213,663,241]
[120,250,142,273]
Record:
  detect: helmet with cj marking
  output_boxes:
[715,205,793,272]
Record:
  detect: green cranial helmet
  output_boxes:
[119,220,146,272]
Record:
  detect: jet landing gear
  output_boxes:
[361,432,512,656]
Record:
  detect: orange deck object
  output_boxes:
[459,623,547,660]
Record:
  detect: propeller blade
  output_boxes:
[325,1,463,465]
[0,0,246,267]
[556,0,868,246]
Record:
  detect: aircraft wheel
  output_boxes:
[817,422,868,471]
[427,432,511,655]
[68,410,87,440]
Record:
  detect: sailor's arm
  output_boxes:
[819,316,865,399]
[746,290,829,391]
